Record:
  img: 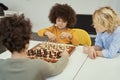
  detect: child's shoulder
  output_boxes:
[114,26,120,33]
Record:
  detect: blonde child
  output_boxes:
[83,6,120,59]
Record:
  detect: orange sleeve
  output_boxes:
[70,31,80,46]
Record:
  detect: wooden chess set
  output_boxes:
[27,42,76,63]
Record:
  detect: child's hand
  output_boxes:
[45,31,57,42]
[60,32,72,39]
[88,47,97,59]
[83,46,90,54]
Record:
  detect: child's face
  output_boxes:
[93,24,107,33]
[55,17,68,29]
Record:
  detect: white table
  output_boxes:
[74,54,120,80]
[0,40,88,80]
[1,40,120,80]
[47,46,87,80]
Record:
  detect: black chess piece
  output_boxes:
[28,50,33,56]
[56,51,62,58]
[36,49,42,57]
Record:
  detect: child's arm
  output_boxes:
[83,46,103,59]
[44,31,57,42]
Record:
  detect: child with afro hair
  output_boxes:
[38,3,91,46]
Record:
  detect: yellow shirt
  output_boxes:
[38,25,91,46]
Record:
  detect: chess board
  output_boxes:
[27,42,76,63]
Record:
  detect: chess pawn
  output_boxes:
[28,49,37,59]
[46,54,50,62]
[61,45,65,50]
[36,49,42,58]
[56,51,62,58]
[27,49,33,56]
[49,52,53,58]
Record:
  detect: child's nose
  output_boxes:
[59,21,63,24]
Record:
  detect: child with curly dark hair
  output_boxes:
[0,14,69,80]
[38,3,91,46]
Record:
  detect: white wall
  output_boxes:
[1,0,119,32]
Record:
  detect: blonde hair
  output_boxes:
[93,6,120,33]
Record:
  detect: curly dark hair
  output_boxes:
[0,14,32,53]
[48,3,76,28]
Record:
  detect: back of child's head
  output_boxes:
[93,6,120,33]
[49,3,76,28]
[0,14,32,53]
